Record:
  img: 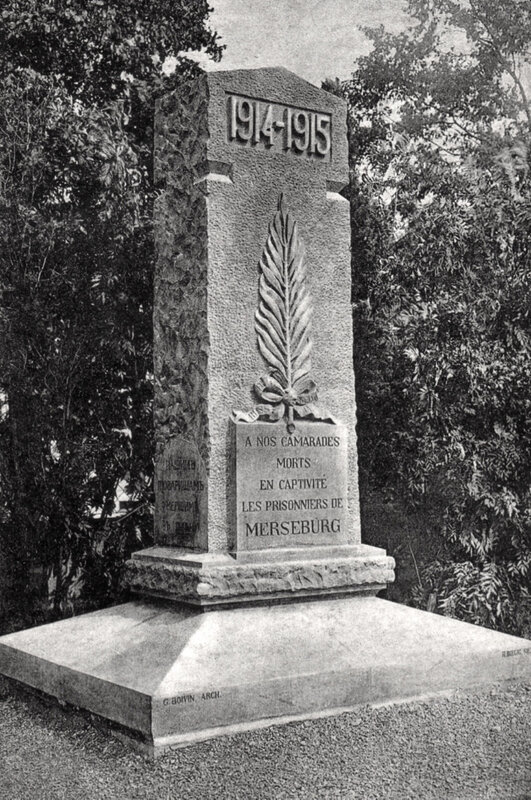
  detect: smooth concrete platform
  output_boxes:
[0,597,530,755]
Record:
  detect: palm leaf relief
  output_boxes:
[233,194,334,431]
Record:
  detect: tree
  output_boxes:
[342,0,531,633]
[0,2,222,630]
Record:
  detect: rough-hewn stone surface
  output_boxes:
[123,552,395,605]
[153,78,211,548]
[153,68,361,552]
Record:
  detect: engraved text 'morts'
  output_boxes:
[234,420,349,552]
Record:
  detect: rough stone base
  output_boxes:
[1,596,530,755]
[123,544,395,606]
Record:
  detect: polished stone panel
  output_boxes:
[155,436,208,549]
[233,419,349,552]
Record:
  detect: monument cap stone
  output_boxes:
[201,67,349,187]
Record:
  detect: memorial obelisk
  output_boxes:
[124,66,394,605]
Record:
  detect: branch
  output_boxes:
[450,117,484,143]
[469,0,531,130]
[109,500,149,524]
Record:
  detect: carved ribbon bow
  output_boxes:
[233,373,333,432]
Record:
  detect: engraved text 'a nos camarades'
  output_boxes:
[234,421,349,551]
[227,94,331,160]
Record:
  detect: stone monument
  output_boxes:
[0,67,530,756]
[124,67,393,606]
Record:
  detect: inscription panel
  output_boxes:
[234,420,348,551]
[155,437,207,548]
[227,93,331,160]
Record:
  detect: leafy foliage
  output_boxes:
[0,0,221,99]
[0,1,222,629]
[340,0,531,633]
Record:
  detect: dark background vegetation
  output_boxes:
[340,0,531,635]
[0,0,529,637]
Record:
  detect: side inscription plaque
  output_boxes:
[155,437,207,549]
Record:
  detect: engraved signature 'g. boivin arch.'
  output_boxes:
[233,194,333,432]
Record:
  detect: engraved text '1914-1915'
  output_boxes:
[227,94,331,159]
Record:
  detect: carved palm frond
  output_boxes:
[255,194,312,395]
[232,195,334,428]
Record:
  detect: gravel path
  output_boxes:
[0,678,530,800]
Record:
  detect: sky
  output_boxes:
[188,0,411,86]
